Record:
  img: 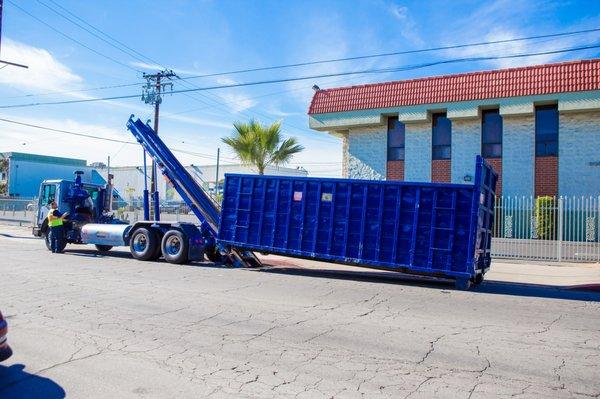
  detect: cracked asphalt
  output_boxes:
[0,225,599,398]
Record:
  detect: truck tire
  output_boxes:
[44,230,67,253]
[161,230,189,264]
[95,244,113,253]
[205,245,224,263]
[44,232,52,251]
[130,227,159,261]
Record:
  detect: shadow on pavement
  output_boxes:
[53,248,600,302]
[62,249,228,268]
[258,265,600,302]
[0,364,65,399]
[0,233,40,240]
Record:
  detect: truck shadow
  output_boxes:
[0,233,41,240]
[62,249,229,269]
[58,249,600,302]
[257,266,600,302]
[0,364,66,399]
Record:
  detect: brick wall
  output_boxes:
[451,119,480,184]
[535,156,558,197]
[559,111,600,197]
[347,126,386,180]
[485,158,502,194]
[431,159,451,183]
[502,114,535,197]
[341,132,349,178]
[404,121,431,181]
[387,160,404,180]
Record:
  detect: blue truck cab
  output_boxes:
[32,171,123,251]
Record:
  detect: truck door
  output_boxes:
[37,183,58,226]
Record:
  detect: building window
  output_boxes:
[535,104,558,157]
[432,112,451,160]
[387,116,405,161]
[481,109,502,158]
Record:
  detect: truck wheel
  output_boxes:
[161,230,189,264]
[44,232,52,251]
[95,244,113,253]
[130,228,159,261]
[205,245,224,263]
[45,230,67,252]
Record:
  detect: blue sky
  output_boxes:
[1,0,599,176]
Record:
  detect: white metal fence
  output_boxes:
[2,195,599,263]
[492,196,600,262]
[0,197,37,225]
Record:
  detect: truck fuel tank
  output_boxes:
[81,224,132,247]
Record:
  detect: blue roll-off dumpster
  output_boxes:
[218,156,497,289]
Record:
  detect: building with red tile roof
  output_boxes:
[309,59,600,115]
[307,58,600,198]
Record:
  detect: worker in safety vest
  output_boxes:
[47,200,67,253]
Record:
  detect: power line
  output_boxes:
[2,42,599,110]
[174,27,600,81]
[0,116,239,163]
[4,82,141,100]
[6,0,140,73]
[17,1,337,145]
[36,0,321,143]
[38,0,156,67]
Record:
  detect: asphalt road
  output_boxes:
[0,225,599,398]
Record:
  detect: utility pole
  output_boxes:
[141,69,176,220]
[214,148,220,200]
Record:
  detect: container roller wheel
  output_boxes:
[454,278,472,290]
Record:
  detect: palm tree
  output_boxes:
[222,120,304,175]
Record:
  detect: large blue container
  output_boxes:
[218,156,497,288]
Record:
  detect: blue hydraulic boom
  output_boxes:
[126,116,221,235]
[126,116,260,267]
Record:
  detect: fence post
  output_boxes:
[557,197,563,262]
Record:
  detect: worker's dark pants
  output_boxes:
[50,225,64,253]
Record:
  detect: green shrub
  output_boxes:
[535,196,556,240]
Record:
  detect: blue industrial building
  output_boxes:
[0,152,106,198]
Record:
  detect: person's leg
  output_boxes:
[50,226,57,253]
[55,226,64,253]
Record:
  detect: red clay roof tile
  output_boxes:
[308,59,600,115]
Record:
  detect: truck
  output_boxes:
[32,116,254,266]
[32,115,497,289]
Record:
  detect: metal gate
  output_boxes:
[492,196,600,262]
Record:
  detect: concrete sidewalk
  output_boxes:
[2,222,599,291]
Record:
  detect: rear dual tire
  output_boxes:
[161,230,189,264]
[130,228,161,261]
[129,227,189,264]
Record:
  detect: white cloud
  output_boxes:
[0,39,83,92]
[0,115,140,165]
[216,77,237,86]
[216,92,257,113]
[387,4,423,46]
[389,4,408,20]
[442,0,600,69]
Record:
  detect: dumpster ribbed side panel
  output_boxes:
[218,157,497,281]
